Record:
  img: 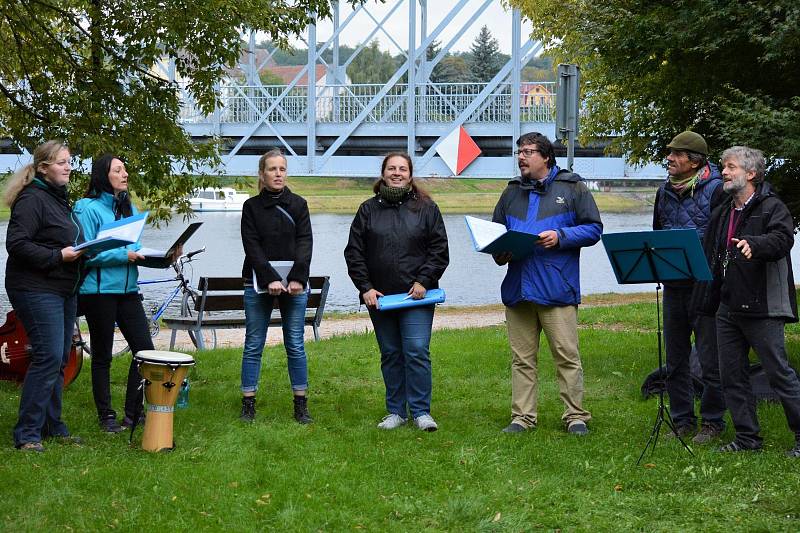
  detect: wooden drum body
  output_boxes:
[134,350,195,452]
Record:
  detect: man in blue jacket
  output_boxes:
[653,131,726,444]
[493,132,602,435]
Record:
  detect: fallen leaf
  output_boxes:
[614,484,623,492]
[493,512,502,522]
[644,463,656,468]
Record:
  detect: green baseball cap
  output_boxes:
[667,131,708,156]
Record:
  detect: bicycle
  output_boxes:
[78,247,217,356]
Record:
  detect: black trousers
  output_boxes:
[82,292,154,421]
[716,303,800,449]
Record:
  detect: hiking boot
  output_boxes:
[567,420,589,436]
[502,422,533,433]
[413,414,438,432]
[17,442,45,453]
[240,396,256,423]
[692,423,723,444]
[786,443,800,458]
[293,395,313,424]
[377,413,407,430]
[663,424,695,440]
[717,440,761,453]
[99,416,124,433]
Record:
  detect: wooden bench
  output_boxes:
[161,275,330,350]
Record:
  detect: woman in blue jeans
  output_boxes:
[239,148,313,424]
[344,153,449,432]
[4,141,85,452]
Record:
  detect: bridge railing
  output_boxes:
[178,81,555,125]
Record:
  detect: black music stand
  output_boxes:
[601,229,712,464]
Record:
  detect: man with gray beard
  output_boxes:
[693,146,800,456]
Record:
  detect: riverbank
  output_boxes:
[0,176,657,219]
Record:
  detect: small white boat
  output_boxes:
[189,188,249,212]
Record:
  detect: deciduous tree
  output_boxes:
[0,0,364,221]
[508,0,800,222]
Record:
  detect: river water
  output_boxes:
[2,211,800,313]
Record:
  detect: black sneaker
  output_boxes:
[121,415,145,430]
[502,422,533,433]
[99,416,124,433]
[717,440,761,453]
[240,396,256,423]
[293,395,313,424]
[567,420,589,436]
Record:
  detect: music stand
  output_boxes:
[601,229,712,464]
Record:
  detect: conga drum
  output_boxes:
[134,350,195,452]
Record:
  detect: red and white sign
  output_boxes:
[436,125,481,175]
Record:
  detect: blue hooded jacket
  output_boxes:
[492,167,603,307]
[74,192,142,294]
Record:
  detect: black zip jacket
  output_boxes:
[344,193,449,296]
[5,178,84,296]
[241,186,312,287]
[692,181,797,322]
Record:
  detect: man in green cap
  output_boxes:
[652,130,727,443]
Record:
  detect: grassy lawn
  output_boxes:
[2,302,799,530]
[0,175,653,219]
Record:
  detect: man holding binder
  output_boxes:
[493,132,602,435]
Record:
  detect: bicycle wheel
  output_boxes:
[188,327,217,350]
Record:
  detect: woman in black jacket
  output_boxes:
[239,149,313,424]
[344,152,449,432]
[4,140,85,452]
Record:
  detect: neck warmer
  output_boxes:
[379,183,412,204]
[670,165,708,196]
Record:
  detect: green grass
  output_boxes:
[2,301,800,530]
[0,175,653,219]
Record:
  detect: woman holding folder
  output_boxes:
[344,153,449,432]
[4,141,85,451]
[239,148,313,424]
[74,155,153,433]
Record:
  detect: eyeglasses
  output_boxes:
[514,148,541,157]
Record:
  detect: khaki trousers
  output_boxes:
[506,302,590,428]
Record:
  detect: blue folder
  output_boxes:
[377,288,446,311]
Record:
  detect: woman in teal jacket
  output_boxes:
[75,154,154,433]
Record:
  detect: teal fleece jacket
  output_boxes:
[74,192,142,294]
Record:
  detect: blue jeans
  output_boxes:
[240,286,309,393]
[368,305,435,419]
[8,290,76,447]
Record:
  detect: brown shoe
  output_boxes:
[663,425,695,440]
[692,423,723,444]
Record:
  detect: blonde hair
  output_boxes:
[3,140,69,207]
[257,148,287,191]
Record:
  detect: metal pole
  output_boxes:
[419,0,427,123]
[307,16,317,173]
[511,8,522,175]
[332,1,340,122]
[407,0,416,156]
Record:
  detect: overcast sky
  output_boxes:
[286,1,535,55]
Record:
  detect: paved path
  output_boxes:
[149,307,507,351]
